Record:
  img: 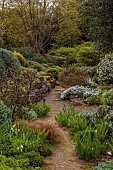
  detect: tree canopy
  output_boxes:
[0,0,79,53]
[77,0,113,52]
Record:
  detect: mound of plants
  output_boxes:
[60,85,101,100]
[28,61,46,72]
[59,65,89,87]
[0,48,20,77]
[97,53,113,84]
[13,50,28,67]
[101,89,113,106]
[11,47,36,61]
[34,53,48,64]
[16,102,50,121]
[76,46,100,66]
[48,42,100,66]
[48,47,79,57]
[45,66,62,80]
[56,105,113,160]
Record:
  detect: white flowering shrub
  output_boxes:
[60,85,101,100]
[97,53,113,84]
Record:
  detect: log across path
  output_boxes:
[43,86,95,170]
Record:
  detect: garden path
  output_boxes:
[42,86,96,170]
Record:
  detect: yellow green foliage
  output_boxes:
[13,50,27,67]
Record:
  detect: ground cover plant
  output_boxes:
[60,85,101,100]
[0,115,52,169]
[92,160,113,170]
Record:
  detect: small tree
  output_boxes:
[0,69,42,121]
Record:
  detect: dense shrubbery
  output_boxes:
[0,48,20,77]
[76,46,100,66]
[0,69,51,121]
[59,65,89,87]
[48,42,100,66]
[0,103,53,169]
[56,105,113,160]
[0,122,51,169]
[34,54,48,64]
[48,47,79,59]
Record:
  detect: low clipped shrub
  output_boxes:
[48,47,79,57]
[59,66,89,87]
[13,50,28,67]
[12,47,36,60]
[76,46,100,66]
[34,54,48,64]
[28,63,45,72]
[48,47,79,65]
[101,89,113,106]
[97,53,113,84]
[79,41,95,47]
[92,160,113,170]
[0,48,20,77]
[48,42,101,66]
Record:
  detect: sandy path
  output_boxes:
[43,86,95,170]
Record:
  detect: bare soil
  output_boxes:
[42,86,97,170]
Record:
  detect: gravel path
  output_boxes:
[43,86,95,170]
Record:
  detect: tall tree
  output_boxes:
[77,0,113,51]
[1,0,79,52]
[53,0,80,47]
[1,0,60,52]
